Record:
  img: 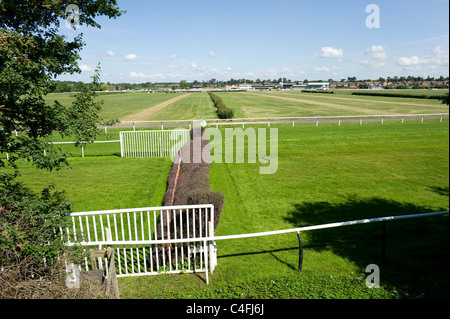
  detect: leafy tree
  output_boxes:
[0,1,124,171]
[0,0,124,295]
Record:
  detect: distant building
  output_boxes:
[252,84,274,91]
[292,82,330,90]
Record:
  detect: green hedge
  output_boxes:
[207,92,234,119]
[301,90,334,94]
[351,91,445,99]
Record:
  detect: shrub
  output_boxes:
[301,90,334,94]
[156,128,225,266]
[187,191,225,230]
[351,91,446,99]
[0,176,104,298]
[441,92,449,106]
[208,92,234,119]
[0,176,72,279]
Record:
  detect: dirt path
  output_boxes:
[121,94,190,121]
[244,93,398,115]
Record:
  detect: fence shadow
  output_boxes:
[284,196,449,297]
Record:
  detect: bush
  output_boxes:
[0,175,105,299]
[441,92,449,106]
[187,191,225,230]
[208,92,234,119]
[301,90,334,94]
[155,130,225,266]
[0,175,72,279]
[351,91,445,99]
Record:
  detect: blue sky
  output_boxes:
[59,0,449,83]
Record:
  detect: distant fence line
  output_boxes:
[3,113,448,159]
[116,113,449,131]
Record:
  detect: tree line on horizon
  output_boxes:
[51,75,450,93]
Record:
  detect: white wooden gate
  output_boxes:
[120,130,190,158]
[64,204,216,283]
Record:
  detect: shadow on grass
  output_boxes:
[284,196,449,298]
[428,186,449,197]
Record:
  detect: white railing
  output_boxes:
[120,130,190,158]
[119,113,449,129]
[65,207,448,283]
[64,204,216,283]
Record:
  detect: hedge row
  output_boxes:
[155,128,225,266]
[208,92,234,119]
[351,91,445,100]
[301,90,334,94]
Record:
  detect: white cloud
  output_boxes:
[125,54,138,61]
[190,62,207,72]
[316,47,344,59]
[397,56,422,66]
[361,45,387,70]
[106,51,116,57]
[208,51,216,57]
[397,46,449,71]
[170,54,177,59]
[129,72,176,80]
[79,65,92,72]
[129,72,147,78]
[314,66,331,72]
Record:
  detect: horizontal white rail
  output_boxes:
[120,113,449,125]
[71,211,448,246]
[49,140,120,145]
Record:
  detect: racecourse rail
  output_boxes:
[4,113,448,160]
[66,208,449,282]
[117,113,449,130]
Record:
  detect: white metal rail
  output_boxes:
[64,208,447,283]
[83,210,449,245]
[64,204,216,283]
[120,113,449,129]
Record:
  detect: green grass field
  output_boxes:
[6,91,449,299]
[9,118,448,299]
[214,91,448,118]
[44,90,449,124]
[44,91,218,123]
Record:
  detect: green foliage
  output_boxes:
[351,91,445,99]
[0,176,72,279]
[0,0,124,296]
[441,92,449,106]
[0,0,123,171]
[301,90,334,94]
[207,92,234,119]
[65,65,119,147]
